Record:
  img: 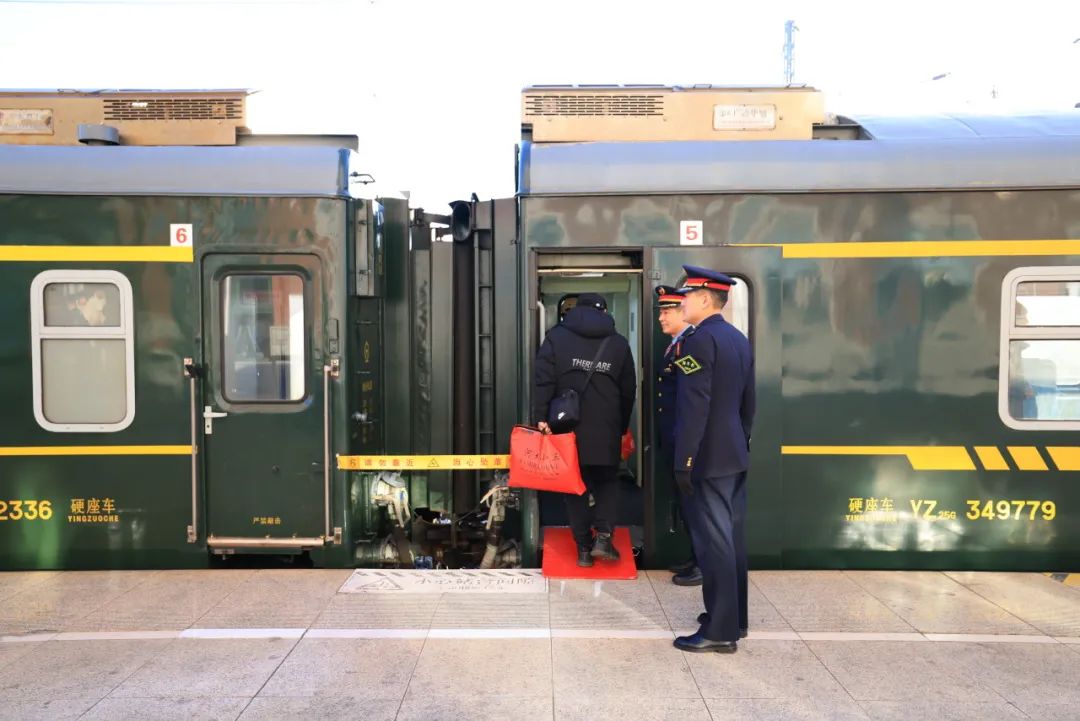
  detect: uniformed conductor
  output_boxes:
[533,293,637,567]
[654,285,701,586]
[671,266,755,653]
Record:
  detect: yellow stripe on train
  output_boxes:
[783,445,1080,471]
[0,245,194,263]
[337,454,510,471]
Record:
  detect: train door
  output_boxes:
[534,252,645,549]
[200,253,327,550]
[647,247,782,569]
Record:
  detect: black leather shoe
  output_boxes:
[674,632,737,653]
[577,549,594,567]
[694,613,748,639]
[672,567,703,586]
[590,533,620,561]
[668,558,697,574]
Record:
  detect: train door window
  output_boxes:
[999,267,1080,429]
[676,273,751,338]
[723,280,751,337]
[221,273,306,402]
[30,270,135,432]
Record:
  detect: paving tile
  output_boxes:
[439,586,549,627]
[844,571,1041,635]
[646,571,793,633]
[0,639,171,701]
[0,641,36,671]
[0,571,158,631]
[239,696,401,721]
[1010,703,1080,720]
[0,698,94,720]
[556,696,709,721]
[946,572,1080,637]
[81,696,249,721]
[706,697,871,720]
[549,576,669,630]
[0,572,59,602]
[752,572,915,633]
[109,639,296,698]
[936,640,1080,706]
[75,570,257,631]
[408,639,551,699]
[686,640,849,699]
[192,569,348,628]
[400,695,553,721]
[552,638,699,699]
[258,638,422,699]
[806,641,1005,703]
[860,700,1027,721]
[310,594,439,629]
[430,593,549,629]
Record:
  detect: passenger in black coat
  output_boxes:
[532,293,636,566]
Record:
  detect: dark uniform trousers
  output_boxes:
[733,471,748,634]
[683,471,748,641]
[564,464,619,548]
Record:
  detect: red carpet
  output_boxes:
[541,527,638,580]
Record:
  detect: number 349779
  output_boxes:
[966,500,1055,521]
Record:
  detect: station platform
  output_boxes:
[1,568,1079,720]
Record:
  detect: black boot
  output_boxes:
[668,558,697,574]
[577,546,594,567]
[672,566,703,586]
[590,533,620,561]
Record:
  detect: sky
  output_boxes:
[3,0,1078,208]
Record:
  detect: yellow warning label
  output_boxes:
[337,455,510,471]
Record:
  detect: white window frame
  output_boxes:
[30,270,136,432]
[999,265,1080,431]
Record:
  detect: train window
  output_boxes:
[222,273,306,402]
[675,274,750,338]
[724,281,750,338]
[30,270,135,432]
[1000,268,1080,429]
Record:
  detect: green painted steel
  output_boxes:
[0,182,400,569]
[518,190,1080,571]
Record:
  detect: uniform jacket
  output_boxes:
[656,325,692,453]
[532,306,637,466]
[673,313,755,478]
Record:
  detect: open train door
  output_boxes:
[530,251,646,563]
[647,246,783,570]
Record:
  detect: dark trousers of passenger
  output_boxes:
[564,464,619,549]
[684,471,746,641]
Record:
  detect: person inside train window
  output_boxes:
[43,283,120,327]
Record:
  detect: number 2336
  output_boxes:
[0,500,54,521]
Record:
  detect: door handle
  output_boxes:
[203,405,228,434]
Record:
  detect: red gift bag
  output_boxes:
[508,425,586,495]
[620,429,635,461]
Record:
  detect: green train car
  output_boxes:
[0,143,502,570]
[498,98,1080,571]
[3,87,1080,572]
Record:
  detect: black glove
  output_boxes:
[674,471,693,496]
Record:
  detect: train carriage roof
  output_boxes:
[0,145,360,198]
[520,112,1080,196]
